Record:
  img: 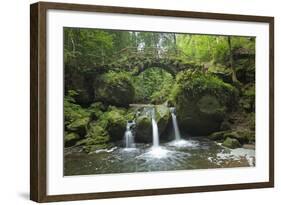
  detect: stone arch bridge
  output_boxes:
[90,47,203,76]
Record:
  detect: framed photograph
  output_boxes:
[30,1,274,202]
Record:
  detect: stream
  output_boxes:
[64,136,255,176]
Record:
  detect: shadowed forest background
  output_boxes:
[63,28,255,175]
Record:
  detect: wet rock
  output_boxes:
[155,105,171,137]
[224,131,248,144]
[222,137,241,149]
[209,131,227,141]
[135,115,152,143]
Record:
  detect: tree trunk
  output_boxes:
[173,33,177,54]
[227,36,238,83]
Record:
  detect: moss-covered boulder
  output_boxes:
[208,131,227,141]
[99,107,127,141]
[237,130,255,143]
[135,115,152,143]
[171,70,238,135]
[87,102,107,120]
[223,131,246,144]
[155,105,170,137]
[64,132,80,147]
[239,84,255,112]
[64,92,90,138]
[83,124,112,153]
[235,58,255,84]
[66,117,90,136]
[222,137,241,149]
[95,71,135,107]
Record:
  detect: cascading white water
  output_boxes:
[124,121,135,148]
[151,108,160,147]
[170,107,181,141]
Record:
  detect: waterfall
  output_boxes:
[124,121,135,148]
[151,108,160,147]
[170,107,181,141]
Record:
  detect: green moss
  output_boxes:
[223,131,247,144]
[84,124,111,153]
[64,91,90,137]
[95,71,135,107]
[237,130,255,143]
[222,137,241,149]
[171,70,238,106]
[99,107,127,141]
[197,95,225,115]
[208,131,228,141]
[170,70,238,135]
[87,102,107,120]
[64,132,80,147]
[240,84,255,112]
[67,117,90,135]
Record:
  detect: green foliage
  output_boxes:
[84,124,111,153]
[87,102,107,120]
[64,90,90,128]
[177,34,255,66]
[64,132,81,147]
[133,68,173,103]
[64,28,114,69]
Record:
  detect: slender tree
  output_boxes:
[227,36,238,83]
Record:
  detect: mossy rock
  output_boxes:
[84,124,111,153]
[171,70,238,135]
[222,137,241,149]
[240,84,255,112]
[223,131,248,144]
[237,130,255,143]
[100,108,127,141]
[155,105,171,138]
[208,131,228,141]
[235,58,255,84]
[66,117,90,137]
[87,102,107,120]
[64,132,80,147]
[135,115,152,143]
[64,94,90,137]
[95,71,135,107]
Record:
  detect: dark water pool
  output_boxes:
[64,137,255,176]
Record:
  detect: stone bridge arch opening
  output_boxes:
[132,66,174,104]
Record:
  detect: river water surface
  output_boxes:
[64,137,255,176]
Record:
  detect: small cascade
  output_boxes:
[169,107,181,141]
[124,120,136,148]
[151,108,160,147]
